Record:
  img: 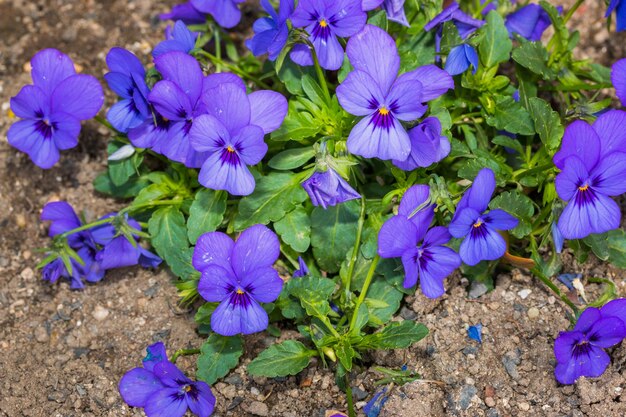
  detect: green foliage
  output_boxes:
[148,207,194,279]
[311,200,360,273]
[477,11,512,68]
[187,189,226,244]
[197,334,243,385]
[274,206,311,252]
[247,340,317,377]
[490,191,535,239]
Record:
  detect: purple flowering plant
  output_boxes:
[9,0,626,415]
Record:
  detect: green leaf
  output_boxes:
[351,303,369,335]
[335,338,356,371]
[489,191,535,238]
[301,75,326,106]
[268,147,316,170]
[492,135,524,155]
[247,340,316,377]
[148,207,194,278]
[284,275,336,319]
[367,9,388,30]
[274,206,311,252]
[271,99,322,142]
[375,321,429,349]
[310,200,360,273]
[527,97,563,152]
[276,59,316,95]
[187,189,227,244]
[234,172,307,231]
[478,11,512,68]
[197,334,243,385]
[365,280,403,327]
[584,233,610,261]
[132,183,171,206]
[607,229,626,268]
[94,172,150,198]
[484,95,535,135]
[511,40,555,80]
[107,141,143,186]
[194,302,218,325]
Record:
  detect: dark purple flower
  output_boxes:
[606,0,626,31]
[377,185,461,298]
[128,113,171,152]
[392,117,450,170]
[42,258,85,289]
[189,76,287,195]
[148,51,210,167]
[293,256,310,278]
[119,342,216,417]
[362,0,408,26]
[246,0,293,61]
[160,1,207,25]
[553,111,626,239]
[505,4,557,41]
[448,168,519,266]
[153,20,198,58]
[8,49,104,168]
[290,0,367,70]
[424,1,484,53]
[611,58,626,106]
[301,167,360,209]
[104,47,151,133]
[193,225,283,336]
[336,25,453,161]
[191,0,245,28]
[554,307,626,384]
[363,387,389,417]
[601,298,626,326]
[444,44,479,75]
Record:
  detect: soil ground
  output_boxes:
[1,1,626,416]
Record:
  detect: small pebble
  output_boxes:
[247,401,269,416]
[92,305,110,321]
[517,289,532,299]
[518,402,530,411]
[485,397,496,407]
[527,307,540,319]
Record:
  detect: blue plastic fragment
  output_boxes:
[467,323,483,343]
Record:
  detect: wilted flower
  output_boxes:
[8,49,104,168]
[246,0,293,61]
[301,167,361,209]
[191,0,245,28]
[392,117,450,170]
[160,1,207,25]
[290,0,367,70]
[336,25,453,161]
[193,225,283,336]
[445,44,479,75]
[362,0,408,26]
[293,256,310,278]
[424,1,484,50]
[153,20,198,58]
[377,185,461,298]
[448,168,519,266]
[553,111,626,239]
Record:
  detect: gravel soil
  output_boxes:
[1,1,626,416]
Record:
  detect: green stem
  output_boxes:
[345,374,356,417]
[94,114,116,132]
[194,50,271,89]
[123,199,182,214]
[344,197,366,300]
[349,255,380,332]
[280,245,300,269]
[320,315,341,338]
[171,348,201,363]
[532,268,579,316]
[214,28,222,72]
[311,47,332,105]
[58,218,114,239]
[563,0,584,23]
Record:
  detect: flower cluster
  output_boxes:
[8,49,104,169]
[119,342,216,417]
[552,110,626,240]
[193,225,283,336]
[40,201,161,289]
[161,0,245,29]
[378,184,461,298]
[554,299,626,384]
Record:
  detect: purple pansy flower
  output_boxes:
[193,225,283,336]
[362,0,408,26]
[290,0,367,70]
[160,1,207,25]
[104,47,151,133]
[246,0,294,61]
[148,51,211,167]
[448,168,519,266]
[8,49,104,169]
[554,307,626,385]
[606,0,626,31]
[505,4,556,41]
[191,0,245,28]
[392,117,450,170]
[377,185,461,298]
[119,342,216,417]
[611,58,626,106]
[336,25,453,160]
[189,75,287,195]
[301,167,361,209]
[424,1,484,52]
[445,44,479,75]
[42,258,84,289]
[553,111,626,239]
[293,256,310,278]
[153,20,198,58]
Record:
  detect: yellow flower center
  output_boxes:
[578,184,589,191]
[473,220,483,228]
[319,19,328,27]
[226,145,235,153]
[236,288,245,295]
[184,385,193,392]
[379,107,390,116]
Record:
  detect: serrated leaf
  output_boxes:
[132,183,171,206]
[247,340,315,377]
[194,302,218,325]
[607,229,626,268]
[479,11,512,68]
[284,275,336,319]
[274,206,311,252]
[376,321,429,349]
[484,95,535,135]
[188,189,227,244]
[584,233,610,261]
[492,135,524,155]
[94,172,150,198]
[234,172,307,231]
[271,99,321,142]
[148,207,194,278]
[197,334,243,385]
[311,200,360,273]
[527,97,563,152]
[365,280,403,326]
[489,191,535,238]
[511,40,555,79]
[268,147,316,170]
